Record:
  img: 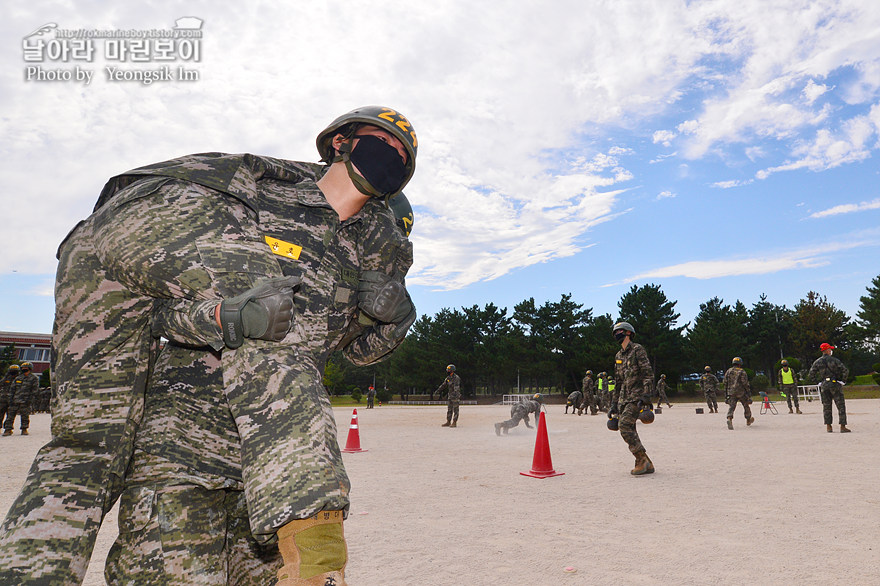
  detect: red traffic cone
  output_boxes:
[763,395,771,409]
[342,409,368,453]
[520,412,564,478]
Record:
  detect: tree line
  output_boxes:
[326,274,880,400]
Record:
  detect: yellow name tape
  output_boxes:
[265,235,302,260]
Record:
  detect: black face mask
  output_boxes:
[613,331,627,343]
[349,135,408,195]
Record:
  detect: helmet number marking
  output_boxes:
[378,108,417,148]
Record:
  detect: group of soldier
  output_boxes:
[0,362,42,436]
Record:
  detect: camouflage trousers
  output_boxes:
[0,181,348,584]
[618,401,645,455]
[446,400,460,423]
[2,402,29,431]
[704,391,718,411]
[582,392,598,414]
[726,395,753,420]
[498,412,531,431]
[820,383,847,425]
[780,383,799,410]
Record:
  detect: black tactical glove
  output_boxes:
[219,276,301,349]
[608,404,619,418]
[357,270,414,323]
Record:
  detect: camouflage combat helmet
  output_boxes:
[20,361,33,371]
[388,192,414,237]
[704,366,711,372]
[585,369,593,376]
[446,364,455,372]
[316,106,418,198]
[732,356,743,366]
[7,364,20,372]
[612,321,635,335]
[781,359,789,366]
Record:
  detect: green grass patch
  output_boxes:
[329,395,366,407]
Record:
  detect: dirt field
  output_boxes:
[2,399,878,585]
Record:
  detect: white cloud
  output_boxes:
[810,198,880,218]
[803,79,830,104]
[4,1,880,295]
[657,190,675,199]
[711,179,753,189]
[652,130,676,146]
[612,237,880,283]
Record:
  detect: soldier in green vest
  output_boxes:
[776,359,801,414]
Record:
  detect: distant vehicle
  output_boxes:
[680,373,701,382]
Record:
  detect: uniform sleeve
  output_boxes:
[341,308,417,366]
[636,346,653,396]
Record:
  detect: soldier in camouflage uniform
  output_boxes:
[437,364,462,427]
[723,356,754,430]
[565,389,584,414]
[495,394,542,435]
[699,366,719,413]
[654,373,673,408]
[776,359,801,414]
[596,371,608,412]
[0,106,418,586]
[581,369,598,415]
[2,362,39,436]
[0,364,19,431]
[106,181,415,585]
[808,343,850,433]
[611,322,655,475]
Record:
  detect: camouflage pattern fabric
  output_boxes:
[437,373,462,423]
[809,354,850,425]
[723,367,752,420]
[699,373,719,410]
[614,342,653,454]
[654,378,669,403]
[106,164,413,581]
[566,390,583,413]
[581,374,598,414]
[776,367,799,410]
[0,371,17,428]
[497,400,537,431]
[0,154,414,584]
[618,401,645,455]
[3,372,39,432]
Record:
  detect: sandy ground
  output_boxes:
[2,399,879,585]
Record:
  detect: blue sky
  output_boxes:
[2,1,880,337]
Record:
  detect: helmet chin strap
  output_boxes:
[332,135,386,199]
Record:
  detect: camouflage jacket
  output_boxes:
[0,373,16,401]
[511,399,540,420]
[581,375,596,396]
[655,379,669,395]
[699,373,718,393]
[9,373,39,405]
[808,355,849,386]
[723,367,750,399]
[114,153,415,366]
[567,390,583,405]
[614,342,653,404]
[437,373,462,401]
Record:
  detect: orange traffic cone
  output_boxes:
[763,395,771,409]
[342,409,368,453]
[520,412,564,478]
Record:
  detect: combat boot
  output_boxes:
[495,423,502,436]
[840,424,851,433]
[276,511,347,586]
[826,424,833,433]
[2,430,12,436]
[746,416,755,426]
[21,429,28,436]
[450,420,457,428]
[727,417,733,430]
[631,450,654,476]
[789,407,793,414]
[796,408,802,414]
[441,420,451,427]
